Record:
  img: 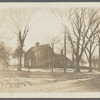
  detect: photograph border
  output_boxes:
[0,1,99,99]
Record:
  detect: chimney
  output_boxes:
[35,42,39,47]
[61,49,63,55]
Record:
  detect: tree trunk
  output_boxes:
[72,52,74,63]
[64,32,66,57]
[52,67,53,73]
[89,53,92,72]
[89,61,92,72]
[75,56,80,73]
[64,32,66,74]
[17,44,23,71]
[98,37,100,71]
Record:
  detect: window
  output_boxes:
[29,59,31,67]
[32,60,35,66]
[36,60,38,65]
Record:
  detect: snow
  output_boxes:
[0,67,100,93]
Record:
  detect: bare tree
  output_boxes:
[51,8,70,73]
[67,8,100,73]
[51,8,69,56]
[5,8,34,71]
[44,34,61,72]
[44,34,61,52]
[84,33,98,72]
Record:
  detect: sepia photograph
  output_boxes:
[0,2,100,98]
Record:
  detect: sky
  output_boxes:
[0,3,66,51]
[0,3,100,59]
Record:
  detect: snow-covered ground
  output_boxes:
[0,67,100,93]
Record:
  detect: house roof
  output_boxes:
[53,54,72,63]
[25,43,73,64]
[25,44,53,54]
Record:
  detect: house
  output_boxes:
[51,50,73,68]
[24,42,73,68]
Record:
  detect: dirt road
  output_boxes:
[0,68,100,92]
